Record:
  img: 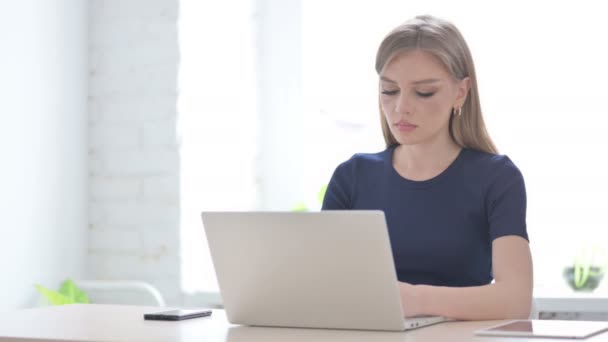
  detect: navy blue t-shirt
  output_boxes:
[322,145,528,287]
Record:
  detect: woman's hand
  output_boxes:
[398,281,424,317]
[397,236,532,320]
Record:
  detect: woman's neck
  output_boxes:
[393,137,462,181]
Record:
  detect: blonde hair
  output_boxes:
[375,15,497,154]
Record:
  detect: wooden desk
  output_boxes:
[0,304,606,342]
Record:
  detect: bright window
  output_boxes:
[178,0,258,293]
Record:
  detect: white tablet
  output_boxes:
[475,320,608,339]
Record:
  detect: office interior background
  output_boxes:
[2,0,608,312]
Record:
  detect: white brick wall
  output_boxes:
[87,0,182,306]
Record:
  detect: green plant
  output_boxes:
[564,245,607,291]
[292,184,328,212]
[35,279,89,305]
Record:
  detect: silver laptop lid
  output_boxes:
[202,211,407,331]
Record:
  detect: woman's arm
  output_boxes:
[322,159,355,210]
[400,235,533,320]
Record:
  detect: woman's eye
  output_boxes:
[381,90,399,95]
[416,91,435,98]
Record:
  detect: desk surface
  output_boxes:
[0,304,606,342]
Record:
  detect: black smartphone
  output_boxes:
[144,308,212,321]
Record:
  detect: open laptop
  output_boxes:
[201,211,447,331]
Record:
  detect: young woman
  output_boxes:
[322,15,533,320]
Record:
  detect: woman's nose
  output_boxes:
[394,93,413,115]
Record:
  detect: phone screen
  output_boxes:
[159,309,209,317]
[144,308,212,320]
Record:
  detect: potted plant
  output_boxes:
[292,185,327,212]
[35,279,89,305]
[563,245,606,292]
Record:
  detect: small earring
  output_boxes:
[453,107,462,117]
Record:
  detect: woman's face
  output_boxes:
[379,49,469,146]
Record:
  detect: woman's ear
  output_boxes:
[454,77,471,107]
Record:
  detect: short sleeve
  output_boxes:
[322,159,355,210]
[486,157,529,241]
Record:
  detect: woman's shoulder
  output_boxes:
[463,148,523,180]
[331,146,393,179]
[340,146,393,168]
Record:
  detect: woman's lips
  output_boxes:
[395,121,418,132]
